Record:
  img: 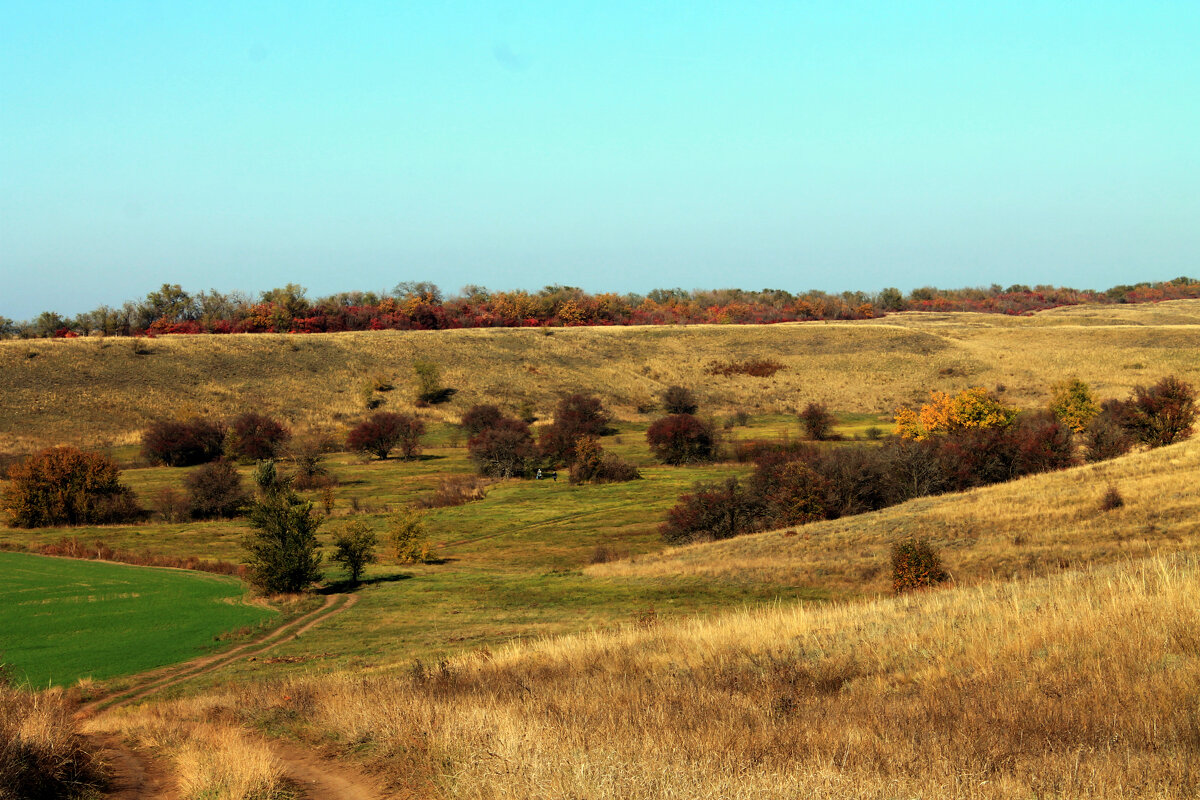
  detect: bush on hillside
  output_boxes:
[1012,411,1076,475]
[390,507,433,563]
[468,416,537,478]
[1048,377,1100,433]
[184,460,249,519]
[567,436,642,484]
[142,418,226,466]
[460,404,506,437]
[539,394,613,466]
[891,536,949,594]
[331,519,378,584]
[661,385,699,415]
[660,478,761,544]
[1125,376,1197,448]
[347,412,424,460]
[1083,399,1137,462]
[1100,485,1125,511]
[799,402,836,441]
[413,360,455,405]
[748,457,831,527]
[290,438,336,490]
[646,413,715,465]
[227,412,290,461]
[1,447,143,528]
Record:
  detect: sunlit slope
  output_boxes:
[166,553,1200,798]
[3,299,1200,452]
[590,437,1200,594]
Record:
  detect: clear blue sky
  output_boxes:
[2,1,1198,319]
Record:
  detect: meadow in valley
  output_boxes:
[1,300,1199,798]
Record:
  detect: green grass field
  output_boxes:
[0,551,276,687]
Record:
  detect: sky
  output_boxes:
[2,1,1198,320]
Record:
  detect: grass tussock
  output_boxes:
[593,437,1200,594]
[84,697,284,800]
[162,554,1200,798]
[4,299,1200,452]
[0,685,100,800]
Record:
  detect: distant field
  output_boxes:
[0,551,275,687]
[3,299,1200,453]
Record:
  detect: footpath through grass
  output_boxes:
[0,551,275,687]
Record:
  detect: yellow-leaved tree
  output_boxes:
[895,387,1015,440]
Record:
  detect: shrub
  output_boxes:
[154,487,189,522]
[568,437,642,484]
[227,412,290,461]
[1083,400,1136,462]
[390,507,433,563]
[142,418,226,466]
[539,394,612,466]
[646,413,715,465]
[891,535,949,594]
[1100,485,1125,511]
[660,478,760,544]
[331,519,378,583]
[661,385,699,415]
[1125,375,1197,447]
[748,458,830,527]
[705,359,784,378]
[799,402,836,441]
[415,475,491,508]
[290,439,335,490]
[468,416,536,478]
[243,486,323,594]
[347,412,424,460]
[413,360,455,405]
[1012,411,1076,476]
[895,387,1015,441]
[1048,378,1100,433]
[1,447,143,528]
[184,460,249,519]
[460,404,505,437]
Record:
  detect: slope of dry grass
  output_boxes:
[125,552,1200,799]
[3,299,1200,453]
[591,437,1200,595]
[0,685,100,799]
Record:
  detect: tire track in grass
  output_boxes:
[80,592,386,799]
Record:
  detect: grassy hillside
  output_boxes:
[591,436,1200,594]
[101,552,1200,798]
[3,299,1200,453]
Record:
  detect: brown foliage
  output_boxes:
[705,359,784,377]
[347,411,424,459]
[646,414,715,465]
[1,446,143,528]
[142,417,226,466]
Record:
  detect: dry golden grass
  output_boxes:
[591,436,1200,595]
[3,299,1200,452]
[153,552,1200,798]
[0,685,99,798]
[83,697,284,800]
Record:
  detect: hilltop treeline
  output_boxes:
[5,276,1200,338]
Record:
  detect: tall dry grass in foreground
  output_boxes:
[154,554,1200,799]
[0,685,98,799]
[83,697,284,800]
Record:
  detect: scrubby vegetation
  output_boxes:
[0,684,99,799]
[1,447,142,528]
[346,411,424,460]
[142,417,226,467]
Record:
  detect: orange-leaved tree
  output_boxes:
[895,387,1015,441]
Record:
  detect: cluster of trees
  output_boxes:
[143,413,291,467]
[11,276,1199,340]
[661,377,1195,545]
[463,394,640,483]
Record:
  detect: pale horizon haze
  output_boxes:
[2,2,1198,319]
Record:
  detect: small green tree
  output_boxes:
[390,507,432,563]
[243,470,323,594]
[1048,378,1100,434]
[413,360,454,404]
[331,520,378,584]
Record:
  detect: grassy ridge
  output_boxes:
[3,299,1200,453]
[0,551,275,687]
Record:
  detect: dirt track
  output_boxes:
[78,591,389,799]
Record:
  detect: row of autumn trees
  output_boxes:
[660,376,1197,544]
[9,276,1200,339]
